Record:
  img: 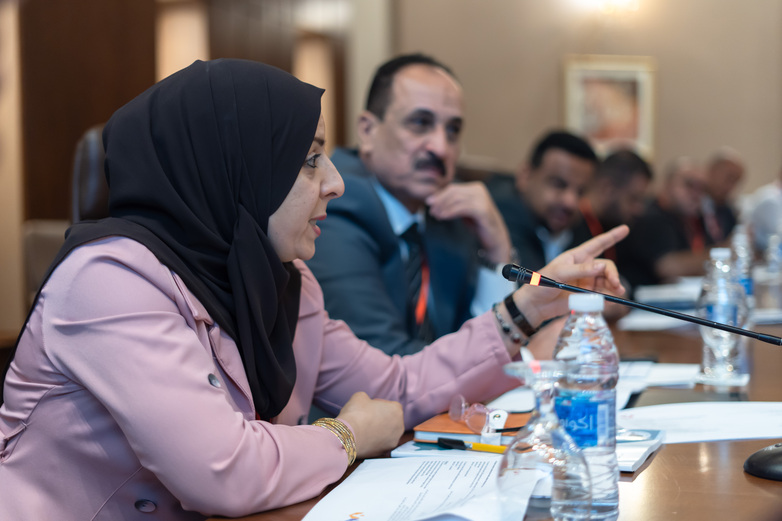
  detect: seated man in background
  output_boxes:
[619,156,718,288]
[306,53,516,356]
[746,166,782,255]
[572,149,654,319]
[574,149,654,262]
[701,147,745,243]
[484,130,598,271]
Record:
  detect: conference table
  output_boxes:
[209,322,782,521]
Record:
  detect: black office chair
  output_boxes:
[71,124,109,223]
[23,124,109,305]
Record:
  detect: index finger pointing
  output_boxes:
[570,225,630,263]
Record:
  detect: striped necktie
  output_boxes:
[401,223,432,342]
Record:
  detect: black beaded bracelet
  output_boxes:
[503,294,538,338]
[492,303,522,344]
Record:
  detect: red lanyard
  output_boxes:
[688,216,706,253]
[580,200,616,261]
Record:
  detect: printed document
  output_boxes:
[618,401,782,443]
[302,456,538,521]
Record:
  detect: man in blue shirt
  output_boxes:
[307,54,516,356]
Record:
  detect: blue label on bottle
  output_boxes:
[739,277,754,297]
[555,390,615,447]
[705,303,738,324]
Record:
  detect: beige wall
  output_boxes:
[0,2,24,336]
[396,0,782,193]
[345,0,392,146]
[156,0,209,81]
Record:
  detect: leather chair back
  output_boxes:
[71,124,109,223]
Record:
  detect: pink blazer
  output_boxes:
[0,237,517,520]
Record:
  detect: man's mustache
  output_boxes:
[414,153,446,177]
[553,206,576,219]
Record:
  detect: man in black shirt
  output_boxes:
[619,156,718,289]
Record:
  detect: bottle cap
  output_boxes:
[709,247,731,260]
[568,293,604,312]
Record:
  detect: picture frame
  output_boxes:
[563,54,656,159]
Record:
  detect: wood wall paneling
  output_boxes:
[19,0,156,220]
[208,0,298,72]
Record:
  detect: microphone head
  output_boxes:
[501,264,517,281]
[501,264,557,288]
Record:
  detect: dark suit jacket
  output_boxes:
[306,148,480,356]
[484,174,589,272]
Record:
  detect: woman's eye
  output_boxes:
[306,154,320,168]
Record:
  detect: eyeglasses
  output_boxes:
[449,394,518,434]
[449,394,492,434]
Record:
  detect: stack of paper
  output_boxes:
[616,429,664,472]
[302,456,525,521]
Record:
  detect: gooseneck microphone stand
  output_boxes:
[501,263,782,346]
[502,263,782,481]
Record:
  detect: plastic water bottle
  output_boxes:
[731,223,755,314]
[765,233,782,274]
[553,293,619,521]
[696,247,750,385]
[758,234,782,309]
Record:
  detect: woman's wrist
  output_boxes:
[508,287,544,332]
[491,303,523,345]
[503,293,539,338]
[313,417,357,466]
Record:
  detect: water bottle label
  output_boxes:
[555,390,615,447]
[739,277,754,297]
[705,303,738,324]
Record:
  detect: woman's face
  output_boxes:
[268,115,344,262]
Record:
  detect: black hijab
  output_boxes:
[7,59,324,420]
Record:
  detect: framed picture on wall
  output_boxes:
[563,54,656,159]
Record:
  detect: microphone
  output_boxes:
[502,263,782,482]
[501,263,782,346]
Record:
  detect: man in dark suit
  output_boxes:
[484,130,598,272]
[306,54,517,356]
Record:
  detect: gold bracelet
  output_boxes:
[313,418,357,466]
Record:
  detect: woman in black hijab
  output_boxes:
[0,59,627,519]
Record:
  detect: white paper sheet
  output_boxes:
[302,457,536,521]
[634,280,701,305]
[751,308,782,324]
[617,401,782,443]
[486,386,534,413]
[616,308,695,331]
[644,363,700,387]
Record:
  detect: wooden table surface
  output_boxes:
[210,323,782,521]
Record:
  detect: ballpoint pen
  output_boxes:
[437,437,507,454]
